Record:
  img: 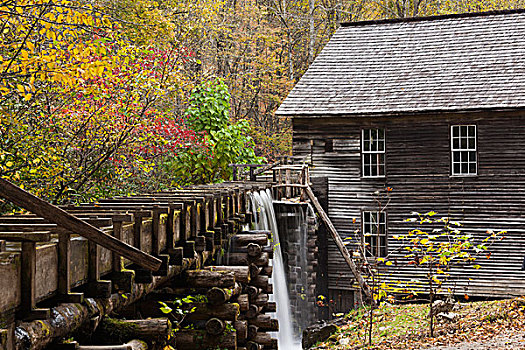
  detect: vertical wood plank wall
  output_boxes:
[292,110,525,302]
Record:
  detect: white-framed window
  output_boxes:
[451,125,477,176]
[362,129,385,177]
[362,211,387,257]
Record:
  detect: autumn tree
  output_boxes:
[0,0,201,205]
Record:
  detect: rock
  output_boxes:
[430,299,455,317]
[302,320,339,349]
[437,312,459,322]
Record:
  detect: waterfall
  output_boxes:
[256,190,302,350]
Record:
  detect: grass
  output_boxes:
[313,297,525,349]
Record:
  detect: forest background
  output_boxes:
[1,0,524,208]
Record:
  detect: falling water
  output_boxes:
[253,190,302,350]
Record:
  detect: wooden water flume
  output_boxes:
[0,180,280,350]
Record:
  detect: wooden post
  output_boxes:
[216,196,224,225]
[57,231,83,303]
[88,239,99,282]
[0,178,161,271]
[132,211,154,284]
[167,204,182,252]
[20,241,36,317]
[285,167,292,198]
[19,241,50,320]
[206,197,214,229]
[233,166,238,181]
[110,215,131,273]
[151,206,161,256]
[86,239,112,298]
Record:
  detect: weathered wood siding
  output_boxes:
[293,110,525,299]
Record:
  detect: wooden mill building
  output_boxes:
[277,10,525,309]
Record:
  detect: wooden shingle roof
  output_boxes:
[276,10,525,117]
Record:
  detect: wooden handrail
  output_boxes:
[253,160,281,176]
[0,178,161,271]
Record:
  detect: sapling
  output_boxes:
[393,211,505,337]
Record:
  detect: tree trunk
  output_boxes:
[249,275,269,292]
[233,320,248,344]
[232,233,268,246]
[183,302,240,322]
[259,266,272,276]
[249,264,260,278]
[204,266,251,283]
[227,253,269,267]
[246,341,263,350]
[253,332,277,347]
[245,305,262,319]
[173,329,236,350]
[236,294,249,312]
[180,270,235,288]
[94,318,170,344]
[77,340,147,350]
[245,286,261,301]
[247,325,258,340]
[205,318,225,336]
[206,284,242,306]
[248,315,279,331]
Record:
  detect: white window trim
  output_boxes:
[450,125,477,176]
[361,128,386,178]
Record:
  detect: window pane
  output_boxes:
[469,162,476,174]
[461,137,467,149]
[468,125,475,137]
[468,137,475,150]
[453,152,460,162]
[453,138,459,149]
[452,126,459,138]
[461,161,468,174]
[378,140,385,152]
[454,163,460,174]
[364,166,370,177]
[461,125,467,137]
[470,151,476,161]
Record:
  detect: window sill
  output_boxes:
[450,174,478,178]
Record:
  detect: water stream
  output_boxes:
[250,190,303,349]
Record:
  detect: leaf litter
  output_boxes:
[312,297,525,349]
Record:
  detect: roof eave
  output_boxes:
[276,106,525,118]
